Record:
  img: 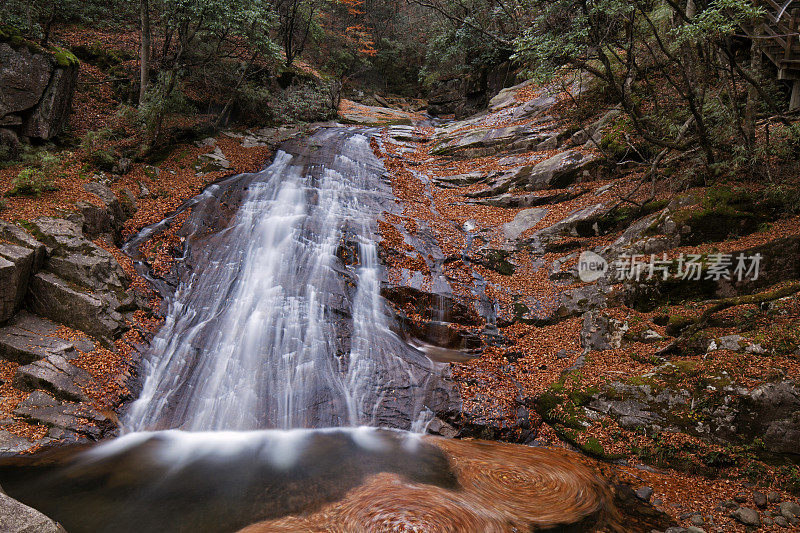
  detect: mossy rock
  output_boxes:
[0,24,28,48]
[625,276,718,312]
[52,47,80,68]
[71,43,132,71]
[479,249,515,276]
[596,199,669,234]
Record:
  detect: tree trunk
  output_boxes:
[139,0,152,105]
[745,29,762,145]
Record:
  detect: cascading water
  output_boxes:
[124,128,451,433]
[0,127,624,533]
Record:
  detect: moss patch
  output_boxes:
[52,47,80,68]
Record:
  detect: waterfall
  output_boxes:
[124,129,449,433]
[0,128,617,533]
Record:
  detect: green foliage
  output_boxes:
[138,73,197,136]
[235,83,273,125]
[512,0,787,178]
[672,0,764,45]
[761,184,800,215]
[80,128,118,171]
[269,80,338,123]
[420,16,511,83]
[6,168,58,197]
[0,0,126,43]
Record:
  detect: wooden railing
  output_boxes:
[741,0,800,107]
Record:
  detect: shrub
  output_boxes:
[235,82,273,125]
[6,168,58,197]
[80,128,118,171]
[269,79,338,124]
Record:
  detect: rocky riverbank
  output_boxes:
[371,75,800,531]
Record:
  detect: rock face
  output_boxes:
[0,222,46,323]
[427,62,516,118]
[27,271,126,344]
[0,243,36,322]
[77,182,128,242]
[14,353,96,403]
[0,492,65,533]
[0,213,133,346]
[0,40,79,141]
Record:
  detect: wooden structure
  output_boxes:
[742,0,800,109]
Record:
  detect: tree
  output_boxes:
[512,0,787,184]
[138,0,280,153]
[0,0,111,45]
[139,0,152,105]
[276,0,318,67]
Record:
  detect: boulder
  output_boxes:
[75,181,129,241]
[0,42,52,115]
[0,492,65,533]
[521,149,598,191]
[25,217,129,292]
[0,311,91,364]
[432,171,490,187]
[0,41,78,141]
[13,353,96,403]
[569,108,621,146]
[0,430,34,454]
[84,182,125,226]
[511,94,559,120]
[118,187,138,218]
[779,501,800,519]
[430,122,553,158]
[0,222,47,271]
[729,381,800,457]
[584,374,800,459]
[196,146,231,175]
[731,507,760,527]
[532,203,608,243]
[587,380,688,430]
[707,335,765,354]
[26,271,126,344]
[0,128,20,161]
[488,79,535,111]
[75,200,115,237]
[551,283,610,320]
[581,311,628,351]
[470,189,582,208]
